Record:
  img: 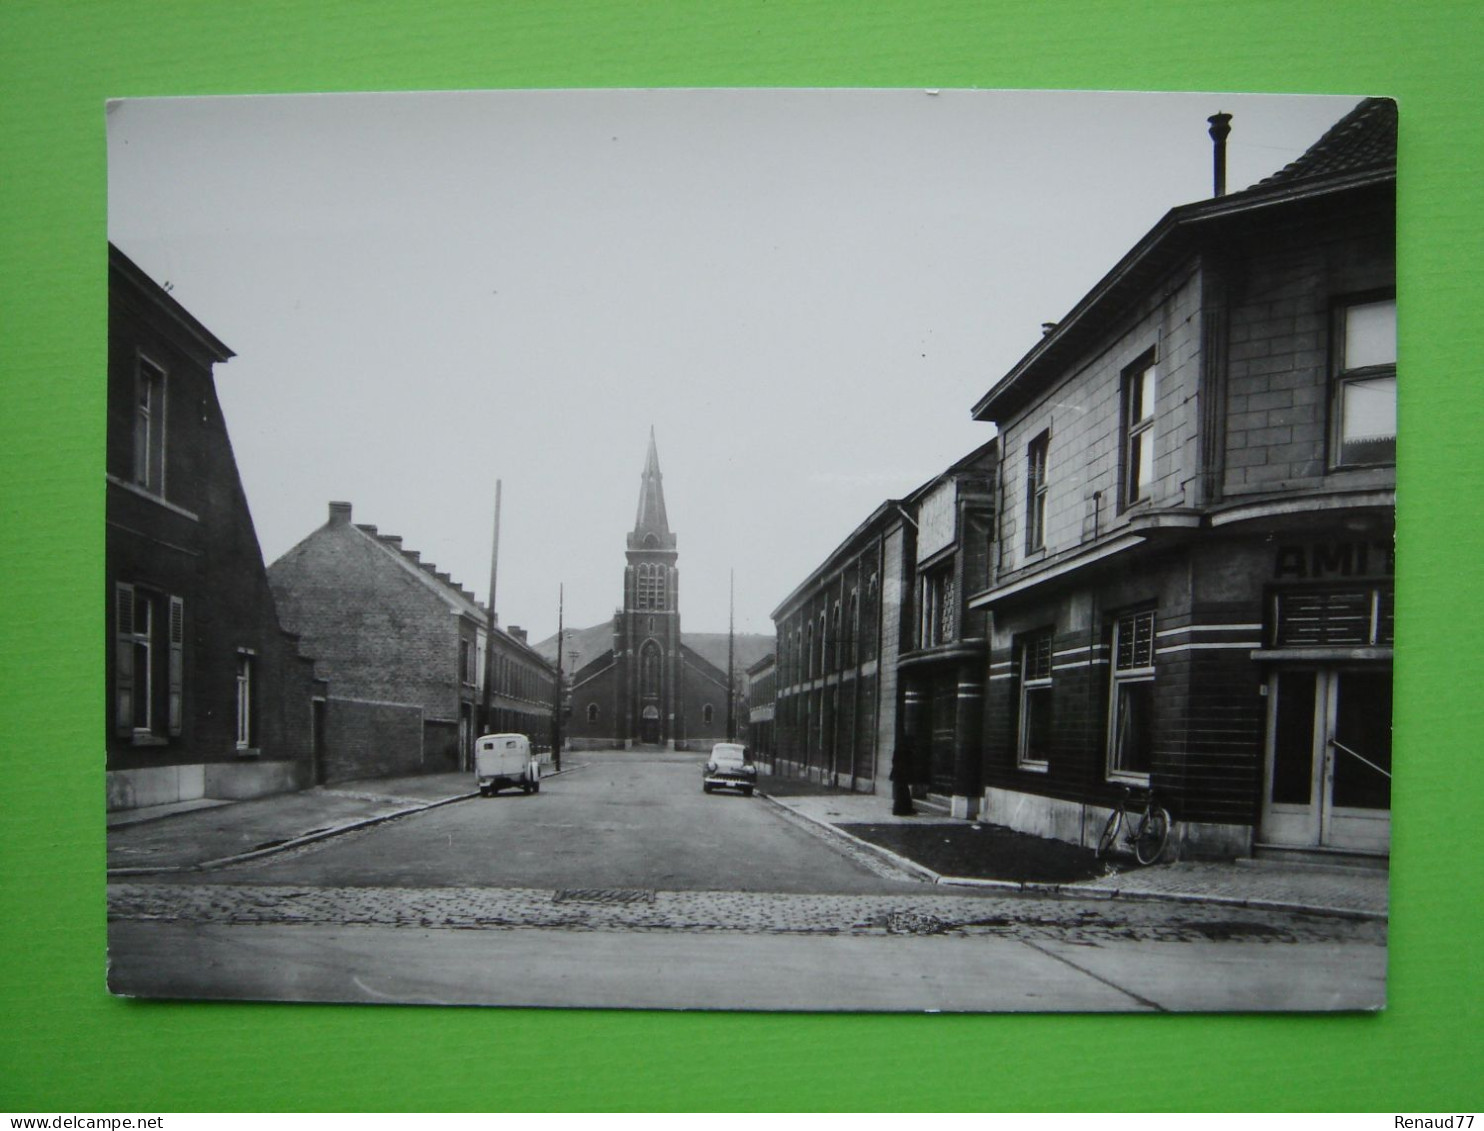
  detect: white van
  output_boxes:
[474,733,541,796]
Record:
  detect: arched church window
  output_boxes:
[805,624,814,679]
[587,703,599,722]
[641,642,661,698]
[655,567,666,610]
[702,704,714,725]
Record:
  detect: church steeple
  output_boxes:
[628,427,676,550]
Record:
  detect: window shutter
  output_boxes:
[168,596,185,736]
[115,583,135,735]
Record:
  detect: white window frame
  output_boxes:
[1331,295,1397,469]
[1025,431,1049,554]
[1016,629,1054,771]
[1106,609,1156,783]
[235,649,256,751]
[133,355,167,496]
[1121,350,1157,508]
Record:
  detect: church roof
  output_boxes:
[531,623,775,677]
[629,427,676,550]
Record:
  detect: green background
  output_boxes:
[2,0,1479,1112]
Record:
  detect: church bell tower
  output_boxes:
[620,429,681,747]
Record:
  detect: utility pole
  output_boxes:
[551,583,564,772]
[479,481,502,758]
[726,569,736,742]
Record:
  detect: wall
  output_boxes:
[107,249,316,797]
[317,697,425,782]
[270,521,459,720]
[1220,201,1395,500]
[997,265,1203,575]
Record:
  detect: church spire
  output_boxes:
[630,427,674,548]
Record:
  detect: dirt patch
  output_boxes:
[839,821,1107,884]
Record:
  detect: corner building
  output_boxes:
[971,100,1396,861]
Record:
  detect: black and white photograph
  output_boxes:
[104,87,1394,1012]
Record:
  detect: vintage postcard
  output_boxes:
[105,88,1392,1011]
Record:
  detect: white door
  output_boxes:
[1261,667,1391,854]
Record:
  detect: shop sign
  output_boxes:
[1274,539,1394,581]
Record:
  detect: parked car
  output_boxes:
[475,733,541,796]
[702,742,756,796]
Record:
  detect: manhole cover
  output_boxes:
[552,888,656,905]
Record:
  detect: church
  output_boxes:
[545,432,772,751]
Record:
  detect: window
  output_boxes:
[702,704,714,725]
[1121,351,1157,506]
[133,358,166,495]
[586,703,599,723]
[1333,297,1396,467]
[235,651,255,750]
[655,565,666,610]
[846,589,859,667]
[1017,630,1054,769]
[830,602,841,669]
[640,643,661,697]
[1025,431,1049,553]
[636,563,652,609]
[919,564,956,648]
[1107,609,1156,780]
[114,583,182,740]
[460,639,475,685]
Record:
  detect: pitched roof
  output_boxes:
[531,623,775,677]
[1259,97,1397,186]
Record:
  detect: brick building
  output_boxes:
[970,100,1396,861]
[555,433,771,751]
[771,440,996,803]
[268,502,555,779]
[106,245,321,811]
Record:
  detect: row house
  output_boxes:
[106,245,321,811]
[771,440,996,805]
[971,99,1396,861]
[268,501,555,779]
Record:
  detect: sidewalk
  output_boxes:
[107,771,480,874]
[759,783,1389,921]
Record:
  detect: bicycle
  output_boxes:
[1096,786,1172,866]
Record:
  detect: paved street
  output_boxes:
[107,747,1387,1011]
[162,748,922,892]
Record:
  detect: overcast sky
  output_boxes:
[107,88,1362,642]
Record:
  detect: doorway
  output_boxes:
[1261,667,1391,854]
[640,704,660,744]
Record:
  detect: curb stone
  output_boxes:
[107,764,585,879]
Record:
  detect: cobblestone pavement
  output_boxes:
[108,882,1386,945]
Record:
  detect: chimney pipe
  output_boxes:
[1208,112,1233,197]
[328,501,352,525]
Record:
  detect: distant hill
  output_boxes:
[534,623,774,677]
